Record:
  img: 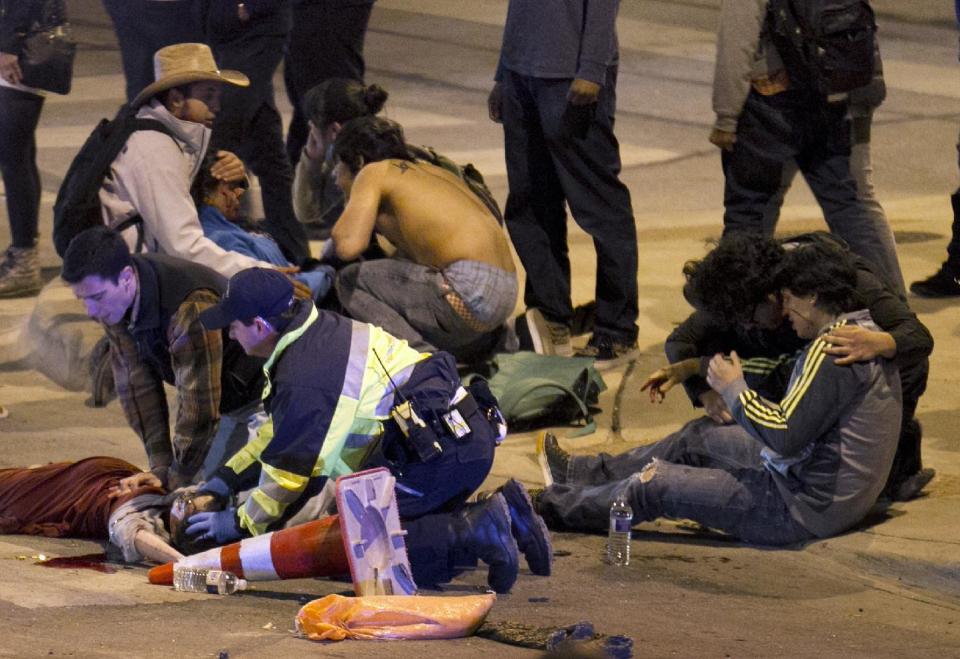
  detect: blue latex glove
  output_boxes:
[198,476,232,502]
[186,508,242,545]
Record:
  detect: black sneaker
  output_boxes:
[892,468,936,502]
[536,432,570,486]
[910,267,960,298]
[574,334,638,370]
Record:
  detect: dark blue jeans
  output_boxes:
[500,66,638,342]
[943,130,960,270]
[283,0,374,165]
[723,90,902,293]
[210,26,310,265]
[538,417,813,546]
[0,86,44,248]
[102,0,204,102]
[366,353,497,587]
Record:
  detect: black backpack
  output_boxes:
[53,105,176,257]
[407,144,504,226]
[766,0,877,96]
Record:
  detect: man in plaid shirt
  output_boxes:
[61,227,265,492]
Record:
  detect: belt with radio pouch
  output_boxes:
[390,391,483,463]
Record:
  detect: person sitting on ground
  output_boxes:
[534,241,901,546]
[100,42,303,279]
[645,232,934,502]
[191,153,334,300]
[62,227,269,491]
[328,116,518,363]
[293,78,388,239]
[188,267,550,592]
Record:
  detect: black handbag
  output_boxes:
[17,0,76,95]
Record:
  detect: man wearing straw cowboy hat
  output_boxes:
[100,42,303,281]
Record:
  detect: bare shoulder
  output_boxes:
[353,160,393,186]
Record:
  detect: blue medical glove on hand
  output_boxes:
[197,476,232,503]
[186,508,242,545]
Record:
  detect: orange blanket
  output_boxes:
[0,457,155,538]
[296,594,496,641]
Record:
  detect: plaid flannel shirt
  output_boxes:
[105,289,223,488]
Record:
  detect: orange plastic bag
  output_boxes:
[295,593,496,641]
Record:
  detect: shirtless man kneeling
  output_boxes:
[329,116,517,362]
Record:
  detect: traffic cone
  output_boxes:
[149,468,417,596]
[148,514,349,585]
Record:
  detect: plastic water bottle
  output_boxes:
[172,566,247,595]
[606,493,633,566]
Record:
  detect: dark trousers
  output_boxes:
[0,86,44,248]
[722,90,900,288]
[538,417,813,546]
[885,357,929,491]
[210,30,310,265]
[943,190,960,269]
[283,0,373,165]
[500,66,638,342]
[102,0,204,103]
[366,353,496,587]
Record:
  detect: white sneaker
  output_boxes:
[525,308,573,357]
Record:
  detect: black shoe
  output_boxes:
[574,334,638,370]
[537,432,570,486]
[892,468,936,502]
[910,267,960,298]
[500,479,553,576]
[451,494,519,593]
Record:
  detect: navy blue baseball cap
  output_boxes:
[199,268,294,330]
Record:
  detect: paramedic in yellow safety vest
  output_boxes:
[184,267,553,592]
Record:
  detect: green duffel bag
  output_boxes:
[468,353,606,437]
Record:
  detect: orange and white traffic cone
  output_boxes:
[148,514,349,585]
[149,468,417,596]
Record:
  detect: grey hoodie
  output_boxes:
[99,100,273,277]
[717,309,901,538]
[711,0,784,133]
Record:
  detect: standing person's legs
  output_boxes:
[0,87,43,248]
[801,105,905,296]
[102,0,204,103]
[212,33,309,265]
[500,70,574,327]
[284,0,373,165]
[945,187,960,270]
[721,92,800,237]
[0,86,44,296]
[757,109,903,301]
[909,127,960,297]
[530,68,639,345]
[758,161,799,236]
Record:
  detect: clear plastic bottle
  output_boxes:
[172,566,247,595]
[606,493,633,566]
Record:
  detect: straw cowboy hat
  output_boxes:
[132,43,249,108]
